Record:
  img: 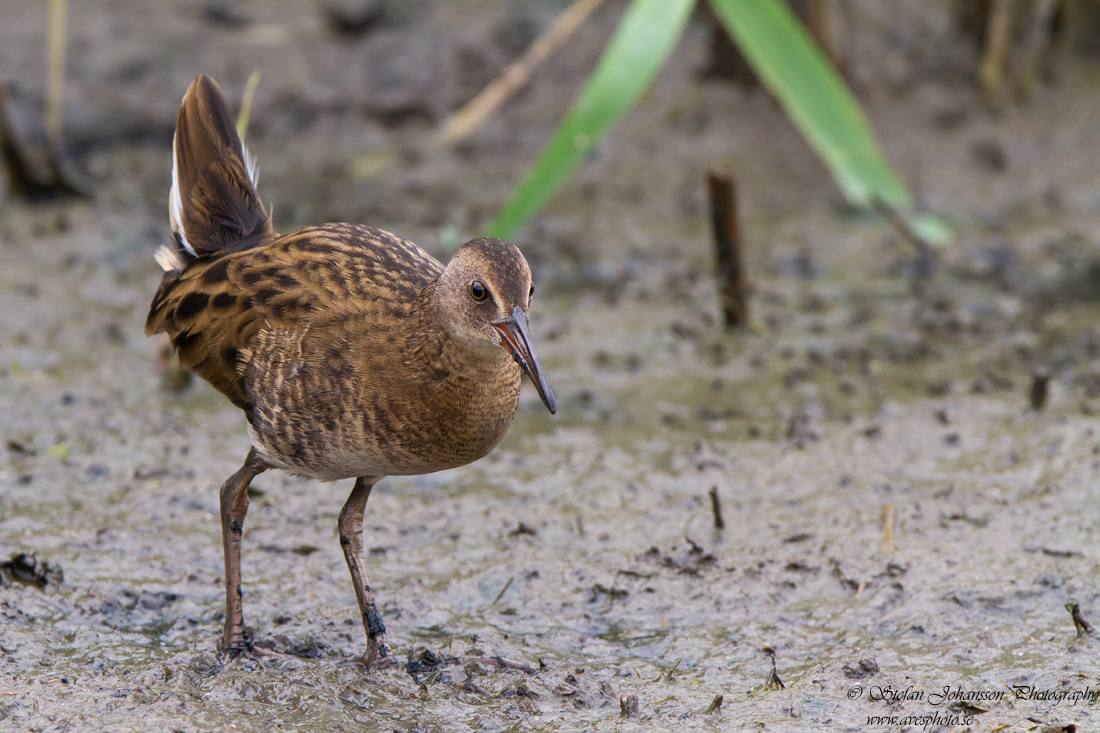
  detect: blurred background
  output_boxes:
[2,1,1100,730]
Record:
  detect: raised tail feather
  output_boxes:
[156,75,272,272]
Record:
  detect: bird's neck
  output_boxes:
[403,283,521,457]
[405,281,515,390]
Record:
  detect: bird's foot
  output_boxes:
[344,653,400,669]
[343,635,398,669]
[230,645,288,661]
[221,628,288,662]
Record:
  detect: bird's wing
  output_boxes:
[145,223,443,411]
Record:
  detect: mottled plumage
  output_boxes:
[146,76,555,666]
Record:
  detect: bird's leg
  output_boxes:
[338,477,394,667]
[219,448,269,656]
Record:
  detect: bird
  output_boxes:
[145,75,556,667]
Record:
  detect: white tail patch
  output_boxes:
[168,128,196,257]
[244,145,259,188]
[154,243,186,272]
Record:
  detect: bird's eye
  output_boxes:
[470,281,487,301]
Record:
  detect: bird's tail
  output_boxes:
[155,75,273,272]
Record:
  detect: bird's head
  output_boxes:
[436,237,556,414]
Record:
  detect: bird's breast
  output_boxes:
[246,344,522,481]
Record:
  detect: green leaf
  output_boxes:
[486,0,696,239]
[708,0,909,208]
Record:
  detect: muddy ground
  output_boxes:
[2,1,1100,731]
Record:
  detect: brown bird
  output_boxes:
[145,76,556,667]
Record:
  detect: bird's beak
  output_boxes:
[494,306,557,415]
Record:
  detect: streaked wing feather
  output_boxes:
[145,224,444,411]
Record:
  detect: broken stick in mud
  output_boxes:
[709,486,725,530]
[706,168,749,330]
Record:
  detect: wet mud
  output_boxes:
[2,1,1100,730]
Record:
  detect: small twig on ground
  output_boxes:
[879,502,896,555]
[432,0,605,149]
[708,486,725,530]
[460,655,539,674]
[42,0,87,197]
[762,646,785,690]
[1066,600,1093,637]
[703,694,723,714]
[979,0,1011,106]
[1029,367,1050,411]
[619,693,639,718]
[706,168,750,329]
[492,576,514,606]
[46,0,67,161]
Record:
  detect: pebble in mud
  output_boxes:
[842,658,880,679]
[0,553,63,589]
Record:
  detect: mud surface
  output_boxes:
[2,1,1100,730]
